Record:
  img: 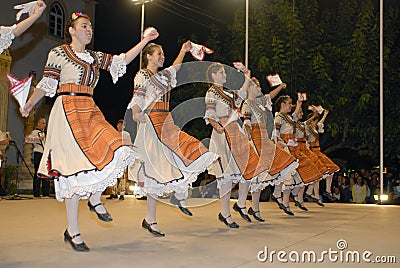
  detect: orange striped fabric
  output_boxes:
[59,83,122,170]
[309,141,340,174]
[297,141,329,175]
[250,123,296,176]
[280,133,322,184]
[148,108,209,167]
[223,119,268,180]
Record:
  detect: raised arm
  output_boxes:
[269,83,286,100]
[124,30,159,65]
[319,109,329,125]
[13,0,46,37]
[172,40,192,72]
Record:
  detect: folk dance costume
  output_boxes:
[205,85,272,225]
[306,119,340,201]
[241,95,299,192]
[0,25,16,54]
[274,112,323,213]
[129,67,218,201]
[36,44,137,201]
[241,95,299,221]
[295,119,330,206]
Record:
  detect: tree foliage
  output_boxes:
[224,0,399,169]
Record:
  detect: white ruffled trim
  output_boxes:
[0,25,16,54]
[204,109,219,125]
[54,146,138,201]
[72,49,94,64]
[317,122,324,133]
[36,77,59,97]
[264,94,272,111]
[137,152,219,197]
[110,53,127,84]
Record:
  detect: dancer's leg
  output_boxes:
[65,195,83,243]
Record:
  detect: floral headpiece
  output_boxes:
[71,12,86,20]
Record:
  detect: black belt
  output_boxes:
[145,109,169,113]
[309,146,320,148]
[297,140,306,143]
[57,92,92,97]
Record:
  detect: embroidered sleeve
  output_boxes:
[272,113,284,141]
[264,94,273,111]
[37,48,62,97]
[0,25,16,54]
[234,88,247,108]
[317,122,325,133]
[109,53,127,84]
[241,101,252,125]
[204,88,218,124]
[128,70,147,110]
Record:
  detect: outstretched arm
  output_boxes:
[20,88,46,117]
[172,40,192,71]
[319,109,329,124]
[124,30,159,65]
[13,0,46,37]
[269,83,286,100]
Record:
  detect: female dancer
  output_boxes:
[306,108,340,201]
[20,12,158,252]
[294,104,330,206]
[1,0,46,54]
[273,96,323,214]
[129,41,218,236]
[205,63,273,228]
[241,78,298,221]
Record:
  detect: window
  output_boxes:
[48,3,64,39]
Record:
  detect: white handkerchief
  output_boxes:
[190,42,213,61]
[14,1,37,21]
[297,92,307,101]
[266,74,282,87]
[7,73,32,108]
[233,62,245,72]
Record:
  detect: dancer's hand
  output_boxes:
[181,40,192,53]
[20,102,33,117]
[132,111,147,123]
[33,0,47,16]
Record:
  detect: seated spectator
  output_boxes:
[352,177,367,203]
[332,186,342,202]
[340,177,352,203]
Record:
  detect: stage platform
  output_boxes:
[0,196,398,267]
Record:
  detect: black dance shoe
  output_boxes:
[248,207,265,222]
[316,200,325,207]
[141,219,165,237]
[170,195,193,216]
[87,201,113,222]
[304,193,318,202]
[233,203,251,222]
[218,213,239,228]
[282,205,295,216]
[119,195,125,201]
[270,195,285,210]
[294,199,309,211]
[64,229,90,252]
